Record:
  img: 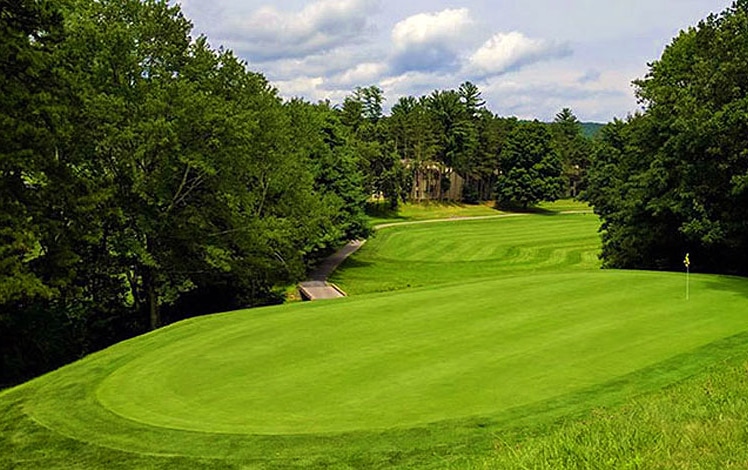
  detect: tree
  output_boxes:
[0,0,81,385]
[468,112,514,202]
[552,107,591,197]
[354,85,385,122]
[584,0,748,274]
[388,96,438,164]
[341,86,406,209]
[458,81,486,118]
[0,0,66,304]
[284,98,371,245]
[0,0,380,386]
[495,121,564,208]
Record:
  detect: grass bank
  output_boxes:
[366,199,591,226]
[332,213,600,294]
[4,208,748,468]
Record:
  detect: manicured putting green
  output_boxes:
[77,271,748,436]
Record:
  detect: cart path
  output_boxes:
[298,240,366,300]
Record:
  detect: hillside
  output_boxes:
[3,211,748,468]
[580,122,605,138]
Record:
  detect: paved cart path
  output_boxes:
[298,240,365,300]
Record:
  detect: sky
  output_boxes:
[175,0,733,122]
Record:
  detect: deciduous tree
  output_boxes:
[495,121,564,208]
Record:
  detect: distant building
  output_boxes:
[406,161,464,202]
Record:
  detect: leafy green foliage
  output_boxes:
[552,108,592,197]
[0,0,371,385]
[285,99,371,245]
[580,121,604,138]
[584,0,748,274]
[0,0,66,305]
[342,86,408,210]
[495,121,565,208]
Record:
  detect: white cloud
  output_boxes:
[222,0,380,61]
[380,71,456,98]
[335,62,390,87]
[254,45,387,82]
[391,8,472,50]
[273,76,326,97]
[179,0,737,121]
[467,32,572,77]
[481,66,636,121]
[390,8,475,73]
[578,69,602,84]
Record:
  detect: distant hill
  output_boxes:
[580,122,605,138]
[521,120,605,139]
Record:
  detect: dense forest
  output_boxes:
[0,0,593,386]
[582,0,748,276]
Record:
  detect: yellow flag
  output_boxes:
[684,253,690,268]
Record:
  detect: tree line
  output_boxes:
[582,0,748,277]
[0,0,594,386]
[1,0,373,385]
[342,83,592,209]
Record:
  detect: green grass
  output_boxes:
[332,213,600,294]
[3,209,748,469]
[4,270,748,468]
[366,198,591,227]
[536,198,592,213]
[473,351,748,469]
[367,200,505,226]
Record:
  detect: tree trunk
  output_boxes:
[148,279,159,330]
[142,267,160,330]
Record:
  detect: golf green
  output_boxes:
[22,270,748,446]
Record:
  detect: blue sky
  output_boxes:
[176,0,732,122]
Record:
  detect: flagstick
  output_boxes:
[684,253,691,301]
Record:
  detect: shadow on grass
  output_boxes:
[703,274,748,301]
[494,203,559,216]
[335,257,373,270]
[365,201,407,221]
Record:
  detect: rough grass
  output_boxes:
[472,353,748,469]
[367,200,505,226]
[3,210,748,469]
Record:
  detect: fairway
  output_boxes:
[332,213,601,294]
[4,213,748,467]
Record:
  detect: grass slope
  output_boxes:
[366,199,590,226]
[3,210,748,468]
[474,351,748,468]
[332,213,600,294]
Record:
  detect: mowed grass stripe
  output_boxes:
[6,210,748,467]
[371,216,595,263]
[332,213,601,294]
[19,271,748,449]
